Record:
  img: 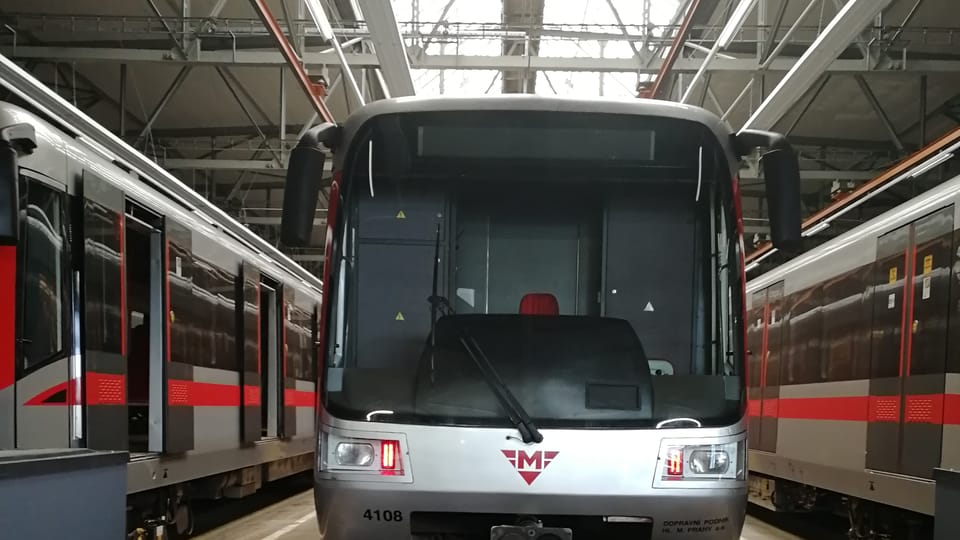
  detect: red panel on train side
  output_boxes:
[284,388,316,408]
[168,380,243,407]
[778,396,870,422]
[944,394,960,425]
[0,245,14,391]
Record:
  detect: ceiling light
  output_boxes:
[304,0,335,41]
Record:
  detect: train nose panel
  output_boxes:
[315,421,747,540]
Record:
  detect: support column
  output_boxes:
[279,66,286,160]
[119,64,127,137]
[920,74,928,146]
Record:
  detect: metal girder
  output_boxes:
[785,74,831,135]
[162,158,333,170]
[739,169,877,180]
[742,0,895,132]
[144,0,189,59]
[248,0,335,123]
[605,0,642,61]
[12,45,959,73]
[355,0,415,96]
[290,254,325,262]
[135,66,192,145]
[854,74,904,152]
[162,158,290,170]
[747,125,960,263]
[645,0,701,99]
[242,216,326,225]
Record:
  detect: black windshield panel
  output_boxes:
[418,315,654,424]
[322,111,746,429]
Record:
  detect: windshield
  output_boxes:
[322,111,745,429]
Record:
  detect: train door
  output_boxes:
[13,172,71,449]
[164,220,195,453]
[747,289,765,450]
[747,282,784,453]
[239,263,261,443]
[281,286,297,438]
[867,206,953,478]
[259,278,281,439]
[78,172,128,450]
[761,283,784,452]
[123,203,165,454]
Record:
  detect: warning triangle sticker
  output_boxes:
[643,302,655,312]
[396,210,406,219]
[395,311,405,321]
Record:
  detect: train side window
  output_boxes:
[19,177,68,371]
[83,197,123,355]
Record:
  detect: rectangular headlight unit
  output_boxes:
[654,436,745,488]
[321,432,404,475]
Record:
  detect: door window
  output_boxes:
[18,177,68,371]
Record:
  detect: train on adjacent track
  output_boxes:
[0,57,322,537]
[746,163,960,539]
[279,95,803,540]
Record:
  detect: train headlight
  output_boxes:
[689,448,730,475]
[654,435,745,488]
[336,442,375,467]
[320,431,407,476]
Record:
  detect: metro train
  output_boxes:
[0,56,322,538]
[746,165,960,538]
[279,95,803,540]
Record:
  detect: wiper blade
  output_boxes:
[457,330,543,444]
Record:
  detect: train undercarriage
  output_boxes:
[748,473,933,540]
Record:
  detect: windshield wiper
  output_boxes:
[425,223,542,444]
[457,330,543,444]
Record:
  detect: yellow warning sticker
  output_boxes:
[923,254,933,275]
[888,267,897,284]
[396,210,406,219]
[395,311,405,321]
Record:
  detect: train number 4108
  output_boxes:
[363,509,403,522]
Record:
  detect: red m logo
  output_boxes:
[501,449,559,485]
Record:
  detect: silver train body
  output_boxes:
[0,98,322,532]
[313,416,747,540]
[746,169,960,531]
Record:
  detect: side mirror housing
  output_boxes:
[735,129,802,253]
[0,123,37,245]
[280,123,341,247]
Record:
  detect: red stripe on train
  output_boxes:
[748,393,960,424]
[0,245,15,391]
[779,396,869,422]
[167,381,304,407]
[24,373,126,406]
[285,388,316,408]
[944,394,960,425]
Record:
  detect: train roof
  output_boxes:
[334,95,740,171]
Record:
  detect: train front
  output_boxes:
[284,98,796,540]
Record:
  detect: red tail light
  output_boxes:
[381,440,400,470]
[665,447,683,477]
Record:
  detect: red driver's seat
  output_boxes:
[519,293,559,316]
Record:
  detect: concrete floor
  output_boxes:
[195,491,805,540]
